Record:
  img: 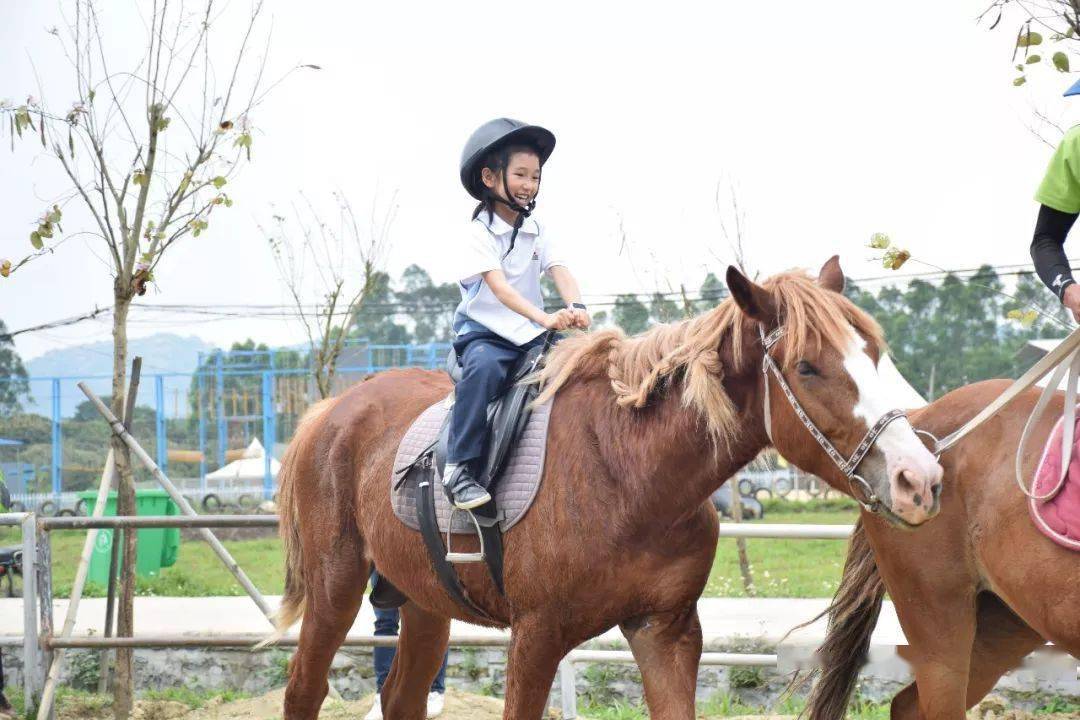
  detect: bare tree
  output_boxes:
[706,178,758,595]
[0,3,312,715]
[713,179,753,278]
[979,1,1080,143]
[264,192,392,399]
[982,2,1080,87]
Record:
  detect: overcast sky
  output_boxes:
[1,0,1074,362]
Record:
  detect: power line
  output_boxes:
[6,259,1078,341]
[1,306,111,342]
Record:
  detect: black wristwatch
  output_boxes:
[570,302,587,311]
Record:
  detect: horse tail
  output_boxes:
[799,519,885,720]
[261,398,339,646]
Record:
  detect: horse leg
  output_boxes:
[890,594,1045,720]
[502,616,571,720]
[619,606,701,720]
[283,534,368,720]
[891,594,976,720]
[380,602,451,720]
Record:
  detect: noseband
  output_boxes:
[759,325,916,514]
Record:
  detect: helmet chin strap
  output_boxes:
[489,170,539,259]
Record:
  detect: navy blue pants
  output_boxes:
[371,572,448,692]
[446,330,547,470]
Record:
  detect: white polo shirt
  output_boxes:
[451,212,568,345]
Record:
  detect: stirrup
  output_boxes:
[445,508,485,563]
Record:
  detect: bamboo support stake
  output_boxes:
[35,449,115,720]
[76,383,275,620]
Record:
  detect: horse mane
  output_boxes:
[535,270,884,451]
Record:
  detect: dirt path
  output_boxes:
[50,689,1080,719]
[150,688,504,720]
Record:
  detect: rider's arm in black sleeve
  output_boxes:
[1031,204,1080,299]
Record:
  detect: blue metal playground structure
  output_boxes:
[0,340,451,507]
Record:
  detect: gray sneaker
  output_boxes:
[443,464,491,510]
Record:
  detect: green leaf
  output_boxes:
[13,107,30,137]
[0,260,11,278]
[47,206,62,224]
[868,232,891,250]
[1017,30,1043,47]
[223,196,233,208]
[1007,308,1039,327]
[87,89,95,103]
[1026,55,1041,64]
[882,248,911,271]
[29,231,42,250]
[1014,76,1027,86]
[234,133,252,161]
[1054,52,1070,72]
[154,116,171,133]
[133,171,147,187]
[211,176,227,189]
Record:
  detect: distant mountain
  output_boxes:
[24,334,214,418]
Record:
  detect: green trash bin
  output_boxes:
[79,489,181,586]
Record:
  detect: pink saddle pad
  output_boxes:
[1030,409,1080,551]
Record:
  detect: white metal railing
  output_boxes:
[5,512,855,718]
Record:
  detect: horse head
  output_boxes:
[728,257,944,528]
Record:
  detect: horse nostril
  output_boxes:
[931,482,942,502]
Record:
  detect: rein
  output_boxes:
[759,326,910,513]
[1010,329,1080,501]
[933,326,1080,455]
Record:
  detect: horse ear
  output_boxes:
[818,255,845,294]
[726,266,777,324]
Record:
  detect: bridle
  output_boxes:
[759,325,937,514]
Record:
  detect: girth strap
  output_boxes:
[415,456,497,622]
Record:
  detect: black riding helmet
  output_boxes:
[460,119,555,257]
[459,118,556,202]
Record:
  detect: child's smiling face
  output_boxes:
[481,150,541,208]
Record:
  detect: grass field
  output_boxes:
[0,501,859,599]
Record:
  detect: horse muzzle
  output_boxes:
[886,458,944,526]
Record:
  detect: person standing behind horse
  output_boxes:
[443,118,590,510]
[1032,78,1080,321]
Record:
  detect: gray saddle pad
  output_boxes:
[391,395,553,534]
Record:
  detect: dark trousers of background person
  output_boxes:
[446,329,547,471]
[372,573,448,693]
[0,651,8,710]
[373,606,448,693]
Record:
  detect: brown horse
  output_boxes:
[805,380,1080,720]
[271,257,943,720]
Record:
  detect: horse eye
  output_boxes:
[796,360,818,377]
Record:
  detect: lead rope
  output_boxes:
[1014,344,1080,502]
[934,325,1080,454]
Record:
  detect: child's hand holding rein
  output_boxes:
[543,309,577,331]
[569,307,591,330]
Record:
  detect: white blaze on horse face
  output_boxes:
[841,330,943,521]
